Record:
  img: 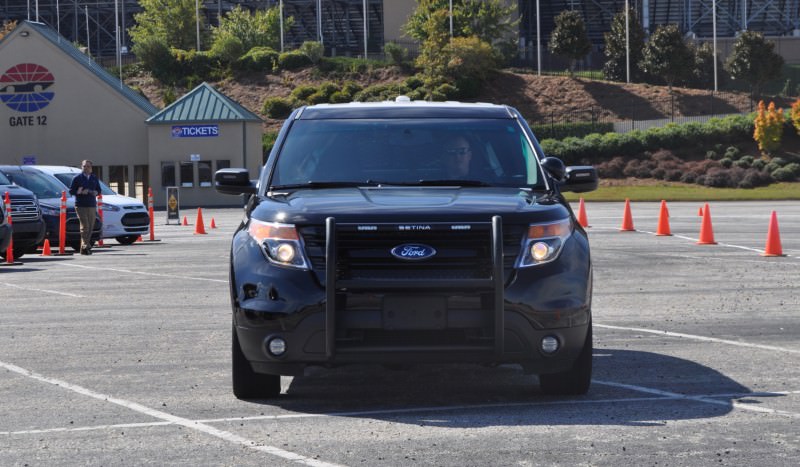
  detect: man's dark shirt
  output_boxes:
[69,173,101,207]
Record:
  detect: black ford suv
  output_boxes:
[215,99,598,399]
[0,171,46,259]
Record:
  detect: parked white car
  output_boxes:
[34,165,150,245]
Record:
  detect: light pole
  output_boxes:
[363,0,368,58]
[625,0,630,83]
[536,0,541,76]
[449,0,453,38]
[279,0,284,52]
[713,0,718,92]
[195,0,201,51]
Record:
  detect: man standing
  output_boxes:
[69,160,101,255]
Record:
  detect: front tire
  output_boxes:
[232,325,281,399]
[539,325,592,395]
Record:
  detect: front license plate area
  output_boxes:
[382,295,447,330]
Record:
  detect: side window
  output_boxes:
[180,162,194,187]
[161,162,176,187]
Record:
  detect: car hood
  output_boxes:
[98,194,146,208]
[254,187,568,224]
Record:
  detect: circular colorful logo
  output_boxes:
[0,63,55,112]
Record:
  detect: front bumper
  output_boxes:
[231,216,592,376]
[100,209,150,237]
[9,219,47,250]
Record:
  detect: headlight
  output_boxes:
[247,219,309,269]
[40,204,59,216]
[518,218,572,267]
[99,204,121,212]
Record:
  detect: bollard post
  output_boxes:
[145,187,160,242]
[58,190,67,255]
[2,191,22,266]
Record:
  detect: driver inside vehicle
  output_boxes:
[441,135,473,178]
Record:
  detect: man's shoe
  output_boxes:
[80,248,88,255]
[86,248,92,255]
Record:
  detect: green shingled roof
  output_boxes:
[147,82,262,123]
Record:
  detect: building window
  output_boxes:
[198,161,212,187]
[216,159,230,171]
[161,162,176,187]
[179,162,194,187]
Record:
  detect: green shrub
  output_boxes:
[263,131,279,156]
[172,49,213,82]
[724,146,741,159]
[236,46,279,71]
[531,122,615,140]
[719,157,733,168]
[132,36,177,84]
[785,162,800,176]
[277,51,312,70]
[262,97,295,119]
[209,35,245,66]
[341,81,363,97]
[434,83,459,100]
[329,91,351,104]
[318,56,375,73]
[751,159,766,170]
[404,76,424,90]
[306,91,329,105]
[353,83,410,102]
[299,41,324,64]
[771,167,797,181]
[290,85,318,101]
[384,41,409,65]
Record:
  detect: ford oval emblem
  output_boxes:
[390,243,437,261]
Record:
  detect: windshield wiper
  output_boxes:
[270,181,377,190]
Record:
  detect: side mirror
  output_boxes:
[540,157,566,181]
[562,166,598,193]
[214,168,256,196]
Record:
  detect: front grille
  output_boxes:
[7,198,40,222]
[121,212,149,227]
[299,222,525,282]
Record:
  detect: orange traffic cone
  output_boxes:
[40,239,52,256]
[210,217,217,229]
[656,200,672,236]
[698,205,704,216]
[194,208,207,235]
[137,235,143,242]
[182,216,189,226]
[697,203,717,245]
[762,211,784,257]
[620,199,635,231]
[577,198,589,228]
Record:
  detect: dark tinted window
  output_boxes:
[0,171,11,185]
[271,119,543,188]
[3,169,66,199]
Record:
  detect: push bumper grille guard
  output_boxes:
[323,216,505,360]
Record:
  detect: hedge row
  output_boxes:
[539,114,755,165]
[530,122,615,141]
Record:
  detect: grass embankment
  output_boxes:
[563,182,800,202]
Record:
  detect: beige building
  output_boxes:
[0,20,263,208]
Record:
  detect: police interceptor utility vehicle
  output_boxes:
[215,97,598,399]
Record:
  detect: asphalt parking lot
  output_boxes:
[1,201,798,466]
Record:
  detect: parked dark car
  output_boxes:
[0,166,101,251]
[0,170,46,259]
[215,98,598,399]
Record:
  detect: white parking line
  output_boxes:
[0,359,342,467]
[0,282,85,298]
[593,380,800,418]
[56,263,227,283]
[595,323,800,354]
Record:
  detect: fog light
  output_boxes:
[541,336,560,354]
[275,243,296,263]
[267,337,287,356]
[530,242,551,261]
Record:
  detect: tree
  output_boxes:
[1,20,16,41]
[725,31,784,98]
[404,0,517,60]
[211,5,292,54]
[753,101,784,156]
[688,41,726,89]
[602,8,645,82]
[415,8,451,82]
[548,10,591,75]
[640,24,693,91]
[129,0,208,51]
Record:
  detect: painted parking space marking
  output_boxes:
[596,323,800,354]
[0,359,342,467]
[56,262,227,283]
[593,380,800,418]
[0,281,85,298]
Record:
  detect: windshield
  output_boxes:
[3,169,69,199]
[0,171,11,185]
[270,119,545,189]
[53,172,115,195]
